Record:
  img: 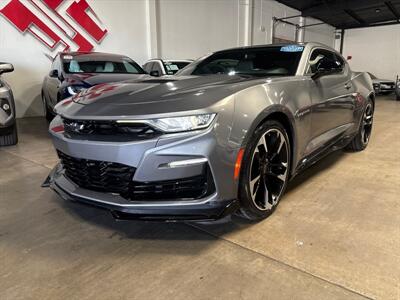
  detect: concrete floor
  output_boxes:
[0,96,399,300]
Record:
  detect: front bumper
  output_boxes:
[0,85,15,128]
[45,115,240,220]
[44,164,238,221]
[374,84,395,94]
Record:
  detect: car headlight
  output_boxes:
[117,113,217,133]
[67,86,86,95]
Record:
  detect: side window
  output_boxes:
[307,49,343,75]
[334,54,345,70]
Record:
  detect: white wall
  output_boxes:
[0,0,335,118]
[157,0,241,60]
[0,0,149,118]
[343,24,400,80]
[251,0,335,46]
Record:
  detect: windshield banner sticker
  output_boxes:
[280,45,304,52]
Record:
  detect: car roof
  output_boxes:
[58,51,131,60]
[214,42,333,53]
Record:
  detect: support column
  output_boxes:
[296,16,306,42]
[339,29,345,54]
[145,0,160,59]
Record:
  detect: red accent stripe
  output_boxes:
[51,125,64,133]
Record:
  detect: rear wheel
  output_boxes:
[346,98,374,151]
[238,120,291,221]
[0,124,18,146]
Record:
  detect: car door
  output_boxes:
[47,55,62,107]
[306,48,356,154]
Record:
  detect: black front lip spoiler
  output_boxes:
[42,166,239,222]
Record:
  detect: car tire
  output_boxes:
[396,94,400,101]
[0,124,18,146]
[345,98,374,152]
[42,94,53,122]
[237,120,291,221]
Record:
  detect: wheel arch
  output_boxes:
[242,106,297,176]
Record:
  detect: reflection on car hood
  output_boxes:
[65,73,150,86]
[58,74,273,118]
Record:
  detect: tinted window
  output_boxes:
[308,49,343,74]
[164,61,191,75]
[191,46,304,77]
[62,56,145,74]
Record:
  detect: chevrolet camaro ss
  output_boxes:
[43,43,374,221]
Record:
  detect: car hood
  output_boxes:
[56,74,271,119]
[65,73,150,86]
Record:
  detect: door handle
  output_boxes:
[345,83,352,90]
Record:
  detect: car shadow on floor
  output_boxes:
[192,149,347,234]
[55,150,348,242]
[58,197,217,245]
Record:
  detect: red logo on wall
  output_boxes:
[0,0,108,52]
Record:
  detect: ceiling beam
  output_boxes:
[385,1,400,21]
[344,9,367,25]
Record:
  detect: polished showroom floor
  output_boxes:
[1,95,399,300]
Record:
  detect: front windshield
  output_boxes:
[164,61,191,75]
[63,56,145,74]
[191,45,304,77]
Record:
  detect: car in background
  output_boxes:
[44,43,374,222]
[143,59,193,77]
[0,62,17,146]
[368,72,395,95]
[41,52,148,120]
[395,76,400,101]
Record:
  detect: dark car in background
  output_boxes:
[0,62,17,146]
[368,72,395,95]
[41,52,148,120]
[143,59,193,77]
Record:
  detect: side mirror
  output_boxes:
[0,63,14,75]
[49,69,59,78]
[150,70,160,77]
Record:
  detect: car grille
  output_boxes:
[58,151,135,194]
[58,151,215,201]
[124,167,215,201]
[62,118,161,141]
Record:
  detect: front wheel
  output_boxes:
[346,98,374,151]
[238,120,291,221]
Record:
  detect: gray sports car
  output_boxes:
[43,43,374,221]
[0,62,17,146]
